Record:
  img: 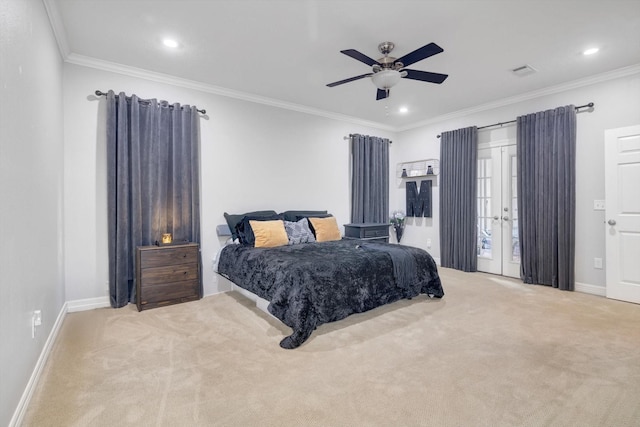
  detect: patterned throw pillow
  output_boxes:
[284,218,316,245]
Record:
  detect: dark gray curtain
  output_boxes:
[517,105,576,290]
[350,134,389,223]
[106,91,201,308]
[439,126,478,272]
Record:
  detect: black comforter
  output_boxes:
[217,239,444,349]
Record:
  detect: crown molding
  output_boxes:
[65,53,396,132]
[42,0,393,132]
[398,63,640,132]
[64,51,640,134]
[43,0,639,136]
[42,0,70,59]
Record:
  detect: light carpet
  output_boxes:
[23,268,640,426]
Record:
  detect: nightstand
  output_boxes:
[343,223,390,243]
[136,243,201,311]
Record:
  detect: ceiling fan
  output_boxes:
[327,41,448,100]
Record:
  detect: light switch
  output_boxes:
[593,200,605,210]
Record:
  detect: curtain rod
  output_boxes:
[436,102,594,138]
[343,134,393,144]
[94,90,206,114]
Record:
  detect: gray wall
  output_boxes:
[61,63,395,300]
[0,0,66,425]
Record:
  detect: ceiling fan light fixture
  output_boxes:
[327,41,447,100]
[371,69,402,90]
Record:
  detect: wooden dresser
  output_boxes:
[343,223,390,243]
[136,243,200,311]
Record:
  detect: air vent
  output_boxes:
[511,64,537,77]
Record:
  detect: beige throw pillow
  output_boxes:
[249,220,289,248]
[308,216,342,242]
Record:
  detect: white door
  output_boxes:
[477,143,520,278]
[605,125,640,304]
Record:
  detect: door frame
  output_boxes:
[477,139,520,278]
[605,124,640,304]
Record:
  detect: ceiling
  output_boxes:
[50,0,640,130]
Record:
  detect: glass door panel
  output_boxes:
[477,157,493,259]
[477,144,520,278]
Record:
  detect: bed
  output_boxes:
[216,212,444,349]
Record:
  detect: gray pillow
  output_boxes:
[224,210,278,240]
[283,217,316,245]
[281,210,328,222]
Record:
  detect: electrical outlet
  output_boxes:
[31,310,42,338]
[34,310,42,326]
[426,238,432,248]
[594,258,603,269]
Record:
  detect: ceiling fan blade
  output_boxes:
[341,49,380,66]
[396,42,444,67]
[376,89,389,100]
[327,73,373,87]
[402,69,449,84]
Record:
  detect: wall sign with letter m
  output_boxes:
[406,180,432,217]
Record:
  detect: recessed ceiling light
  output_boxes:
[163,38,179,48]
[583,47,599,56]
[399,106,409,114]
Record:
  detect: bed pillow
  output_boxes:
[236,213,282,246]
[283,218,316,245]
[280,210,328,222]
[224,210,278,240]
[250,220,289,248]
[308,216,342,242]
[304,214,333,236]
[294,212,332,221]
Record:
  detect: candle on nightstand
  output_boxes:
[162,233,172,244]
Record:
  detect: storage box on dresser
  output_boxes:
[343,223,390,243]
[136,243,201,311]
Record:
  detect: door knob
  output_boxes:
[503,216,510,221]
[607,219,616,226]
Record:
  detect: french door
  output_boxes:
[477,143,520,278]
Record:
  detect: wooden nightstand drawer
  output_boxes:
[140,245,197,268]
[136,243,201,311]
[141,264,198,285]
[138,280,199,308]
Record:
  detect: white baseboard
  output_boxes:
[575,282,606,297]
[9,301,68,427]
[10,296,111,426]
[66,296,110,313]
